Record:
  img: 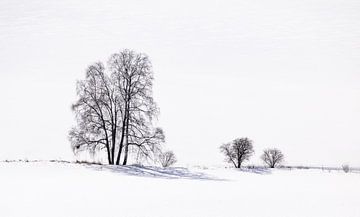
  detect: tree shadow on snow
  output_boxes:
[87,164,226,181]
[238,167,272,175]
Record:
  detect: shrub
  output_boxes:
[342,164,350,173]
[159,151,177,168]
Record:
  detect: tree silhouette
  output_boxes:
[220,138,254,168]
[69,49,164,165]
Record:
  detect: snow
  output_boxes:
[0,0,359,215]
[0,0,360,166]
[1,161,359,217]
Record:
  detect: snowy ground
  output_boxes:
[1,161,359,217]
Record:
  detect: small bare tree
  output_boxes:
[159,151,177,167]
[261,148,284,168]
[220,138,254,168]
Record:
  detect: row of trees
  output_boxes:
[69,49,280,169]
[220,137,284,168]
[69,49,173,166]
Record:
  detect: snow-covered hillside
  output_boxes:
[1,161,359,217]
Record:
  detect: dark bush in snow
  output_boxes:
[261,148,284,168]
[342,164,350,173]
[159,151,177,167]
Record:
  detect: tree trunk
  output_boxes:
[122,107,130,165]
[122,94,131,165]
[115,117,126,165]
[122,143,129,165]
[105,145,112,164]
[111,124,116,164]
[237,154,242,168]
[119,78,131,166]
[115,101,128,165]
[101,119,112,165]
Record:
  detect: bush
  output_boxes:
[159,151,177,168]
[342,164,350,173]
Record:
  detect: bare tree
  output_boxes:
[261,148,284,168]
[69,49,164,165]
[108,49,161,165]
[69,63,117,164]
[159,151,177,168]
[220,138,254,168]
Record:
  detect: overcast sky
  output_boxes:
[0,0,359,166]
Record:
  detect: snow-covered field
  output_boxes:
[1,162,359,217]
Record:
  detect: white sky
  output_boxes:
[0,0,359,166]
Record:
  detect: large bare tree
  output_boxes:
[69,49,164,165]
[220,138,254,168]
[261,148,284,168]
[108,49,162,165]
[69,62,116,164]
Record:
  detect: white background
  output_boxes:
[0,0,359,166]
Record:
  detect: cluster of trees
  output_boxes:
[69,49,176,166]
[69,49,283,169]
[220,137,284,168]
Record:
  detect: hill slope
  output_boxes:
[1,162,359,217]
